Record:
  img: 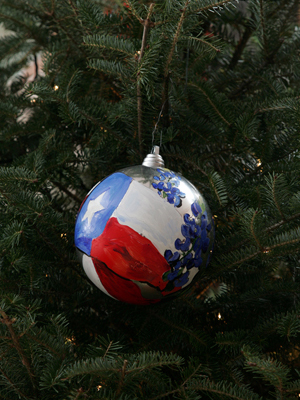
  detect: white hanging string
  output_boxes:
[152,100,167,150]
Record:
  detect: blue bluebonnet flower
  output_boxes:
[164,249,184,281]
[163,200,214,289]
[181,215,201,239]
[181,253,194,270]
[174,271,189,287]
[167,270,179,280]
[152,181,165,190]
[175,237,191,252]
[152,168,185,207]
[191,201,202,217]
[164,249,180,263]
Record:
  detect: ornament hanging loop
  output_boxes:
[142,146,165,168]
[152,100,167,149]
[144,100,167,168]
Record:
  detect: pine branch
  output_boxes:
[208,172,228,207]
[115,359,128,397]
[187,379,264,400]
[149,387,182,400]
[83,34,135,57]
[250,211,263,251]
[26,334,61,357]
[125,0,143,23]
[266,213,300,233]
[222,211,300,255]
[186,35,221,53]
[228,21,254,70]
[272,176,286,221]
[259,0,268,56]
[52,14,87,58]
[0,308,37,395]
[51,180,82,204]
[0,12,33,31]
[72,106,127,145]
[154,0,238,26]
[215,249,261,272]
[0,366,31,400]
[163,152,208,176]
[228,1,295,99]
[149,311,207,346]
[195,279,219,299]
[243,353,290,395]
[0,167,38,184]
[164,0,189,78]
[187,0,238,16]
[68,0,78,17]
[268,229,300,252]
[32,224,67,260]
[137,3,155,160]
[188,83,232,127]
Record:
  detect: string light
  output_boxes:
[61,233,67,241]
[97,385,102,391]
[218,313,222,320]
[256,158,263,172]
[65,336,76,344]
[54,85,59,91]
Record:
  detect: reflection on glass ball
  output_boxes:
[74,165,214,305]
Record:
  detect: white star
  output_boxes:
[82,192,106,225]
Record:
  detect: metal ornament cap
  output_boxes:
[142,145,165,168]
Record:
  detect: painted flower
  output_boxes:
[175,237,191,252]
[174,271,189,287]
[163,200,214,291]
[152,168,185,207]
[152,181,165,190]
[191,201,202,217]
[165,249,180,263]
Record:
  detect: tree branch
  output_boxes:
[0,309,36,393]
[0,366,31,399]
[51,180,82,204]
[137,3,155,161]
[228,21,254,70]
[164,0,189,78]
[259,0,268,56]
[115,359,128,397]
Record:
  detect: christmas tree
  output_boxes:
[1,0,300,398]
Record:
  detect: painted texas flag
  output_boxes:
[74,171,185,304]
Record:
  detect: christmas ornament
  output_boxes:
[74,146,214,305]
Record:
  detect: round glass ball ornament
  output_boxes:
[74,147,214,305]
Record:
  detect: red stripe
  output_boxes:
[92,257,160,305]
[91,217,170,289]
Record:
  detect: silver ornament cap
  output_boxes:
[142,145,165,168]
